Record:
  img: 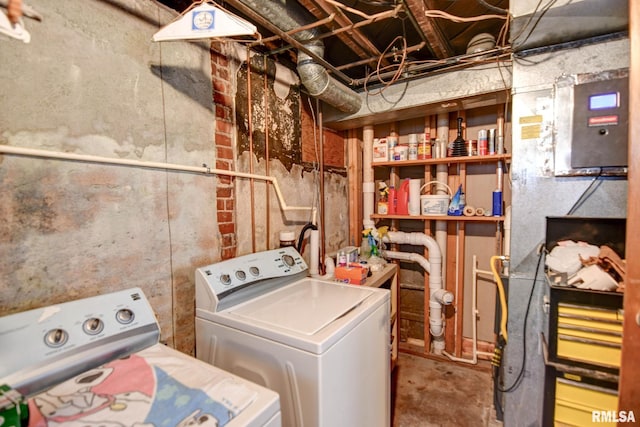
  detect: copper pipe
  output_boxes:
[247,46,256,253]
[224,0,355,86]
[264,54,271,249]
[314,5,401,41]
[263,6,401,58]
[257,14,336,46]
[335,42,426,71]
[353,48,512,87]
[317,98,325,273]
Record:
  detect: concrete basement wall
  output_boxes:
[0,0,216,354]
[0,0,350,355]
[227,47,349,259]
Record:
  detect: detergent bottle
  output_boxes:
[396,178,410,215]
[388,186,397,214]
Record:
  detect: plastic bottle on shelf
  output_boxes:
[396,178,410,215]
[388,186,397,214]
[377,182,388,214]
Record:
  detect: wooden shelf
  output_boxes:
[371,214,504,222]
[372,153,511,168]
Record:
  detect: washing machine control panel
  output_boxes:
[0,288,160,396]
[196,246,308,298]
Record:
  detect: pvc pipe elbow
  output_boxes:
[432,288,454,305]
[324,255,335,275]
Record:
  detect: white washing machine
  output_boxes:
[0,288,280,427]
[194,247,390,427]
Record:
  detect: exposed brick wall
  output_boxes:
[211,43,236,260]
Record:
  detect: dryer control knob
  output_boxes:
[116,308,135,324]
[282,254,295,267]
[236,270,246,281]
[220,274,232,285]
[249,266,260,276]
[45,328,68,348]
[83,317,104,335]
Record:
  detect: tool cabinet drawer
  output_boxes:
[556,303,623,369]
[554,377,618,427]
[548,286,623,373]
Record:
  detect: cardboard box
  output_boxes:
[335,263,368,285]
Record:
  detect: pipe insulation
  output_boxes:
[237,0,362,114]
[0,144,317,222]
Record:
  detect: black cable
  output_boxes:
[296,222,318,253]
[477,0,509,15]
[496,247,543,393]
[513,0,558,51]
[566,168,603,216]
[496,170,604,393]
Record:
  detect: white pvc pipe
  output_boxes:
[435,113,450,292]
[377,230,454,353]
[362,125,375,230]
[319,255,335,280]
[443,254,481,365]
[0,144,317,224]
[381,250,430,273]
[309,229,320,277]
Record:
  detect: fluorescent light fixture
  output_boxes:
[153,1,258,42]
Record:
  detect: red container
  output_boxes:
[388,186,397,214]
[396,179,410,215]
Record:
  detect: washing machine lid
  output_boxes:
[229,278,372,336]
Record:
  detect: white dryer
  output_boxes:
[195,247,390,427]
[0,288,280,427]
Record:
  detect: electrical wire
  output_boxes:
[425,9,509,23]
[361,1,514,95]
[496,247,542,393]
[363,35,408,96]
[156,4,176,349]
[477,0,509,15]
[567,168,604,215]
[496,170,605,393]
[511,0,558,51]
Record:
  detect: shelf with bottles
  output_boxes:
[372,153,511,168]
[371,213,505,221]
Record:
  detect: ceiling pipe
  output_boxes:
[231,0,362,114]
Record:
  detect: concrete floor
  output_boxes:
[391,352,504,427]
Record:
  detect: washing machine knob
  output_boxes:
[44,328,68,348]
[83,317,104,335]
[220,274,232,285]
[282,254,295,267]
[116,308,135,324]
[235,270,246,281]
[249,266,260,276]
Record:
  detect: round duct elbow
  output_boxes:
[298,45,362,114]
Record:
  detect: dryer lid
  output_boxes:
[228,279,372,336]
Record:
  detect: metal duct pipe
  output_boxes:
[236,0,362,114]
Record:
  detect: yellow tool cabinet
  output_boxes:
[542,217,626,426]
[543,286,623,426]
